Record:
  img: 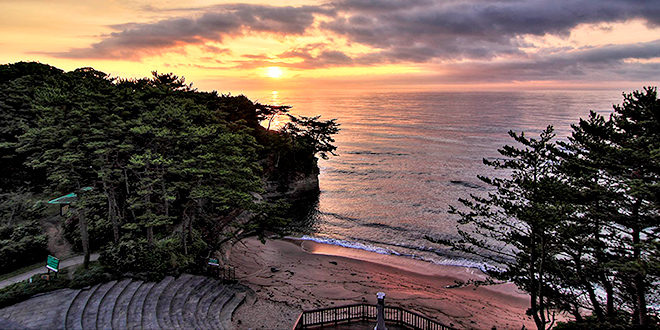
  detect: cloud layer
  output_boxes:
[50,0,660,83]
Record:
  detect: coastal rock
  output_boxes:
[263,171,320,200]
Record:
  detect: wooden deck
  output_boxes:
[303,320,409,329]
[293,303,455,330]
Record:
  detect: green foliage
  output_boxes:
[1,61,337,280]
[283,114,340,160]
[440,88,660,329]
[0,263,119,309]
[0,192,48,273]
[0,222,48,272]
[0,63,59,191]
[444,126,568,330]
[240,199,292,241]
[555,313,659,330]
[69,263,116,289]
[0,269,70,309]
[100,237,207,281]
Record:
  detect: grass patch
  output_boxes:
[0,262,119,309]
[69,262,116,289]
[0,261,46,282]
[0,268,71,309]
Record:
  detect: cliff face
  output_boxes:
[263,170,320,200]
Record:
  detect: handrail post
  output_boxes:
[375,292,388,330]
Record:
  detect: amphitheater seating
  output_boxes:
[0,274,248,330]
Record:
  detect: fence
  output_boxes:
[293,304,455,330]
[207,265,236,281]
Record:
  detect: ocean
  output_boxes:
[246,89,623,269]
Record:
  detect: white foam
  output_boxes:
[289,235,499,273]
[294,235,401,256]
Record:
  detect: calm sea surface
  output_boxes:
[245,89,623,268]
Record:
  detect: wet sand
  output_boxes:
[228,237,536,329]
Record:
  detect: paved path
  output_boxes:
[0,253,100,290]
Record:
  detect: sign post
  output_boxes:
[46,255,60,278]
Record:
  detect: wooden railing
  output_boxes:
[293,304,455,330]
[207,265,236,281]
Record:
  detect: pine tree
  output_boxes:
[442,127,573,330]
[563,87,660,326]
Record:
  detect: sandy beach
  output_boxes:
[228,237,536,330]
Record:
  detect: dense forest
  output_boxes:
[0,62,338,277]
[435,87,660,329]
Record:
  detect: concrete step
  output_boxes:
[65,284,100,330]
[0,288,78,330]
[206,287,235,330]
[172,276,206,329]
[0,274,251,330]
[61,289,82,330]
[82,280,117,329]
[126,282,154,330]
[0,316,30,330]
[219,291,247,330]
[164,275,198,329]
[155,275,192,329]
[195,282,227,330]
[111,280,141,330]
[96,279,131,329]
[141,276,174,330]
[182,278,214,329]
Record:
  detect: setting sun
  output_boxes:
[266,67,283,78]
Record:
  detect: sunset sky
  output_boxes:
[1,0,659,92]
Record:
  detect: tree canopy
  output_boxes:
[0,62,339,275]
[435,87,660,329]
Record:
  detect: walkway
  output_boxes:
[0,253,100,290]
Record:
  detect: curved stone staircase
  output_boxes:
[0,274,248,330]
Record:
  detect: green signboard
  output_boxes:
[46,255,60,272]
[208,258,219,266]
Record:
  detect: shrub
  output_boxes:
[69,263,115,289]
[0,270,70,309]
[0,221,48,274]
[100,237,208,281]
[554,314,659,330]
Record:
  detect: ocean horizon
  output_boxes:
[244,89,625,270]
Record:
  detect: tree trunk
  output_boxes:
[632,198,647,326]
[105,185,120,243]
[182,214,188,255]
[575,253,604,321]
[594,214,616,318]
[124,169,138,222]
[633,226,647,326]
[188,214,194,243]
[147,226,154,246]
[529,232,544,330]
[79,208,90,269]
[161,179,169,217]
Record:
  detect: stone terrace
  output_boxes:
[0,274,248,330]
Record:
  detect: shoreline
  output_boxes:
[289,235,492,271]
[228,236,536,330]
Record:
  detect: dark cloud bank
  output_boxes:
[52,0,660,83]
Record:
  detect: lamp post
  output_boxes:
[375,292,387,330]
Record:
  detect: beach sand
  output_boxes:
[228,237,536,330]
